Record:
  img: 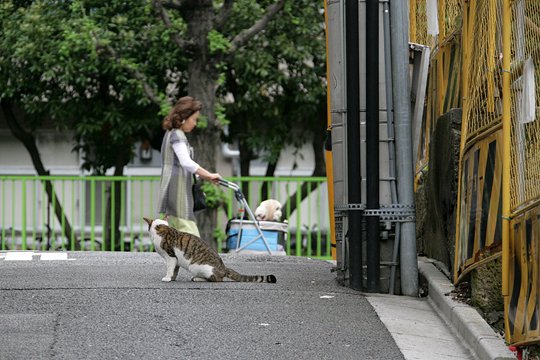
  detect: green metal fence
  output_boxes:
[0,176,331,259]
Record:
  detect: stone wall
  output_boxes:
[416,108,462,272]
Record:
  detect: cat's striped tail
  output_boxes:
[225,268,277,283]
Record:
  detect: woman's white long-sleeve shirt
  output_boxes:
[172,141,200,174]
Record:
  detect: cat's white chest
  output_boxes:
[152,233,166,254]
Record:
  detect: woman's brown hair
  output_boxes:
[162,96,202,130]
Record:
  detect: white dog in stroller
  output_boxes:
[255,199,282,222]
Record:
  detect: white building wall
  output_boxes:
[0,130,81,175]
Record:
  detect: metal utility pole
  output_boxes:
[390,0,419,296]
[345,0,362,291]
[366,0,380,293]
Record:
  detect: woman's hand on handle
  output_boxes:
[196,167,222,184]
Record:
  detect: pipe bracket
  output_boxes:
[335,203,415,222]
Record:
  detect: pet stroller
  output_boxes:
[218,179,288,255]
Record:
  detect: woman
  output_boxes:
[157,96,221,237]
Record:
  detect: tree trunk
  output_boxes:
[0,101,80,250]
[185,2,221,246]
[311,113,328,177]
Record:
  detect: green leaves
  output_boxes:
[208,30,231,54]
[0,0,172,174]
[201,182,228,210]
[221,0,326,167]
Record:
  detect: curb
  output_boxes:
[418,258,516,360]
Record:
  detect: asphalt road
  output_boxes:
[0,252,404,360]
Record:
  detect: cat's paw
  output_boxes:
[191,277,208,282]
[161,277,172,282]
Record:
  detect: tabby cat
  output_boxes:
[143,217,277,283]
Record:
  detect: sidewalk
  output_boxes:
[413,257,516,360]
[0,251,516,359]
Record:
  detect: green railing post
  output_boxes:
[21,179,27,250]
[71,180,75,251]
[1,178,5,250]
[90,179,96,251]
[317,188,322,257]
[80,178,85,251]
[111,179,115,251]
[61,179,66,250]
[32,180,37,250]
[101,180,106,250]
[41,182,46,251]
[307,181,312,257]
[11,179,15,249]
[285,182,292,255]
[139,179,144,252]
[295,180,302,257]
[51,181,56,250]
[120,180,126,252]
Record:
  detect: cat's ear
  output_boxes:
[143,217,153,226]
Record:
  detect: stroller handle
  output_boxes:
[218,179,246,202]
[218,178,240,191]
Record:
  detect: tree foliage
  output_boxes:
[222,0,327,171]
[1,1,182,173]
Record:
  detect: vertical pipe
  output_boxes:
[339,0,347,274]
[501,0,511,298]
[366,0,380,293]
[324,0,337,260]
[345,0,362,290]
[383,1,400,295]
[390,0,419,296]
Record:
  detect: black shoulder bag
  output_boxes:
[192,175,207,212]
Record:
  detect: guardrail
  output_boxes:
[0,176,331,259]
